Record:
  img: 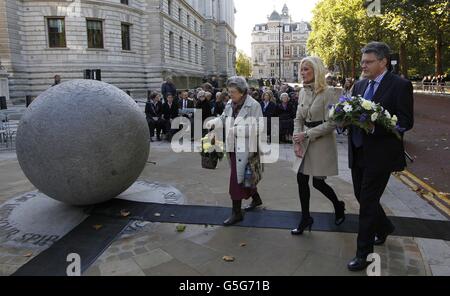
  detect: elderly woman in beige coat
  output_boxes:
[207,76,264,226]
[291,56,346,235]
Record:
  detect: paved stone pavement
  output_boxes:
[0,134,449,276]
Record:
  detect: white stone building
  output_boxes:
[251,4,310,82]
[0,0,236,103]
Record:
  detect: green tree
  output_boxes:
[235,50,252,78]
[307,0,449,78]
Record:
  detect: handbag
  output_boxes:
[246,151,263,186]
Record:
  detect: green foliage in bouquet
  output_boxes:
[329,96,405,139]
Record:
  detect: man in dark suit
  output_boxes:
[161,77,177,101]
[162,93,179,141]
[145,92,164,141]
[346,42,414,271]
[178,90,195,110]
[178,90,195,139]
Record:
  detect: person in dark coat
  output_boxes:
[162,93,179,141]
[213,92,226,117]
[260,90,277,141]
[161,77,177,101]
[196,90,212,136]
[276,93,296,143]
[346,42,414,271]
[145,92,164,141]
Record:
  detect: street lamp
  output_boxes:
[276,23,282,84]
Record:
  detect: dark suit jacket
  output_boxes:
[261,101,277,118]
[145,101,163,118]
[161,82,177,100]
[348,72,414,172]
[178,98,195,110]
[162,102,179,121]
[196,99,212,122]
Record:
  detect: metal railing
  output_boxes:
[412,82,449,94]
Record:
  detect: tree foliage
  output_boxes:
[307,0,449,78]
[236,50,253,78]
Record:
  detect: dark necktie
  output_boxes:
[351,80,376,148]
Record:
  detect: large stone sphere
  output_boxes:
[16,80,150,206]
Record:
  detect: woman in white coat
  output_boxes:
[291,56,346,235]
[208,76,264,226]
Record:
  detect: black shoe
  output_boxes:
[374,224,395,245]
[223,211,243,226]
[291,217,314,235]
[157,135,161,141]
[223,200,243,226]
[347,256,370,271]
[244,193,262,211]
[335,201,346,226]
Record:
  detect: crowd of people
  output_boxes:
[144,76,300,143]
[421,74,448,93]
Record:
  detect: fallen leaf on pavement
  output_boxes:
[176,224,186,232]
[170,214,175,217]
[222,255,235,262]
[444,147,449,150]
[23,252,33,257]
[422,192,434,199]
[239,243,247,247]
[120,209,130,217]
[154,213,161,217]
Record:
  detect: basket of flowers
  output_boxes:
[200,135,224,169]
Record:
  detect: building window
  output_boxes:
[186,14,190,29]
[284,46,291,56]
[47,18,66,48]
[259,69,263,74]
[195,44,198,64]
[168,0,172,15]
[169,31,174,57]
[87,19,104,48]
[194,20,197,32]
[84,69,102,81]
[188,40,192,62]
[120,0,129,5]
[270,70,275,77]
[270,48,275,56]
[121,23,131,50]
[200,25,203,35]
[179,36,183,60]
[201,46,204,63]
[178,8,182,22]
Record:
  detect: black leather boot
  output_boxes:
[223,200,243,226]
[244,192,263,211]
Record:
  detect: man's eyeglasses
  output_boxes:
[360,60,379,66]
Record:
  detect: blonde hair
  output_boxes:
[262,90,275,103]
[300,56,328,94]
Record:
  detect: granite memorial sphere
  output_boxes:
[16,79,150,205]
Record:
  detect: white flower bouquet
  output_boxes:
[329,96,405,139]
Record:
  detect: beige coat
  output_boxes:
[292,85,339,176]
[208,95,263,184]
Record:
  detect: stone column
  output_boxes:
[0,64,10,101]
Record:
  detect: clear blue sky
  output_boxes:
[234,0,321,56]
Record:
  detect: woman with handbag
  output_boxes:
[291,56,346,235]
[207,76,264,226]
